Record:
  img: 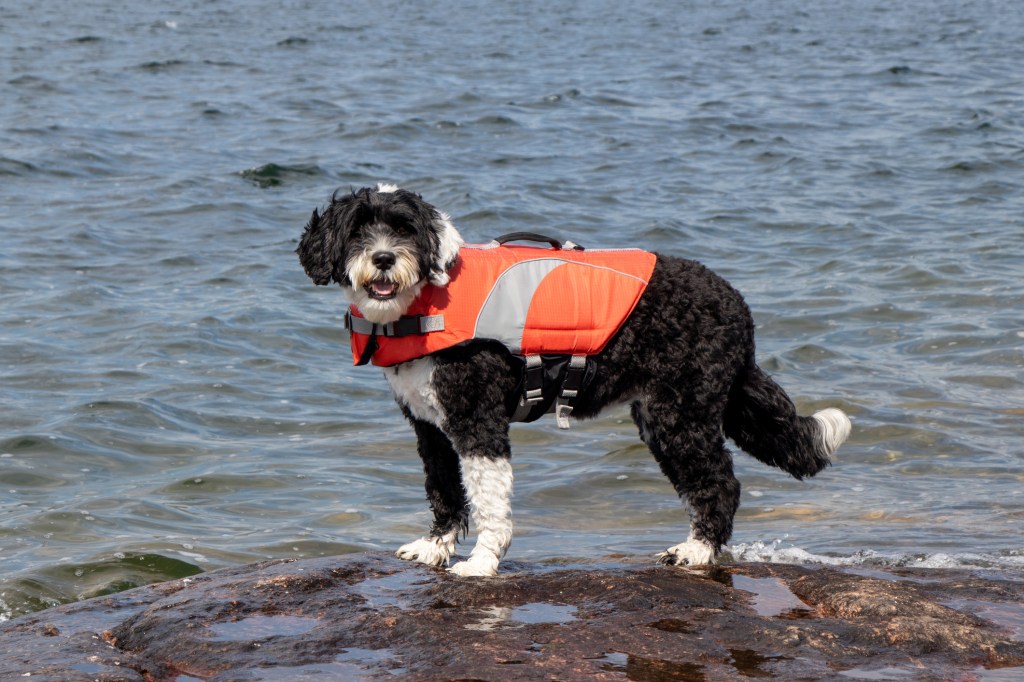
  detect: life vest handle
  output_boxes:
[493,232,585,251]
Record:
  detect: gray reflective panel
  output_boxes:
[473,258,567,353]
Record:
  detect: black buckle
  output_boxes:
[384,316,421,337]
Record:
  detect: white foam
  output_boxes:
[727,539,1024,570]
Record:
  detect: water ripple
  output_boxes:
[2,0,1023,620]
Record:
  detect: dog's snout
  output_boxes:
[372,251,397,270]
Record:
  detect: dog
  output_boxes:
[297,184,851,577]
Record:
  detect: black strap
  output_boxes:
[560,355,588,396]
[385,315,433,337]
[508,354,596,425]
[494,232,584,251]
[355,333,379,366]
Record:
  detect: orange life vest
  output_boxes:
[345,238,656,368]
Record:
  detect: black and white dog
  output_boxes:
[297,184,851,577]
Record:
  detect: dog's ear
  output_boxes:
[428,211,463,287]
[386,187,463,287]
[296,203,350,286]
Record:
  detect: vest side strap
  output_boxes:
[511,355,544,423]
[555,354,588,429]
[385,314,444,337]
[345,312,376,335]
[416,314,445,333]
[345,313,444,338]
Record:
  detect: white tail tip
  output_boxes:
[812,408,852,456]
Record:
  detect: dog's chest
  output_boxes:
[383,357,444,426]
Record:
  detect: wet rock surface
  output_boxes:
[1,551,1022,681]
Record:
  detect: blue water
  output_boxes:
[2,0,1023,620]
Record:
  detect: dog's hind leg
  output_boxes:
[631,397,740,566]
[396,419,469,567]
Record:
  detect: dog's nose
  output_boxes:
[372,251,396,270]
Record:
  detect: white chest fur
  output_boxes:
[383,357,445,427]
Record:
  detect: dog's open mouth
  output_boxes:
[365,278,398,301]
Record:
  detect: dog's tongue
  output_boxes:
[371,280,397,297]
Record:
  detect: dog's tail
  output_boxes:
[722,364,851,479]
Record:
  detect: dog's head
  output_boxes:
[296,184,463,323]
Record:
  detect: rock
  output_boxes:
[1,552,1022,680]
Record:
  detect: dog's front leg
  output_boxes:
[448,452,513,577]
[438,412,513,577]
[396,418,469,568]
[425,350,518,577]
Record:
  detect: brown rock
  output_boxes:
[0,552,1022,680]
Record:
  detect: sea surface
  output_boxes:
[2,0,1023,621]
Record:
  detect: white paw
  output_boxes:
[657,537,717,567]
[448,554,499,577]
[396,535,454,567]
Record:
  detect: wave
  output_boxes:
[727,539,1024,571]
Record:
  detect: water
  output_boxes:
[2,0,1022,621]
